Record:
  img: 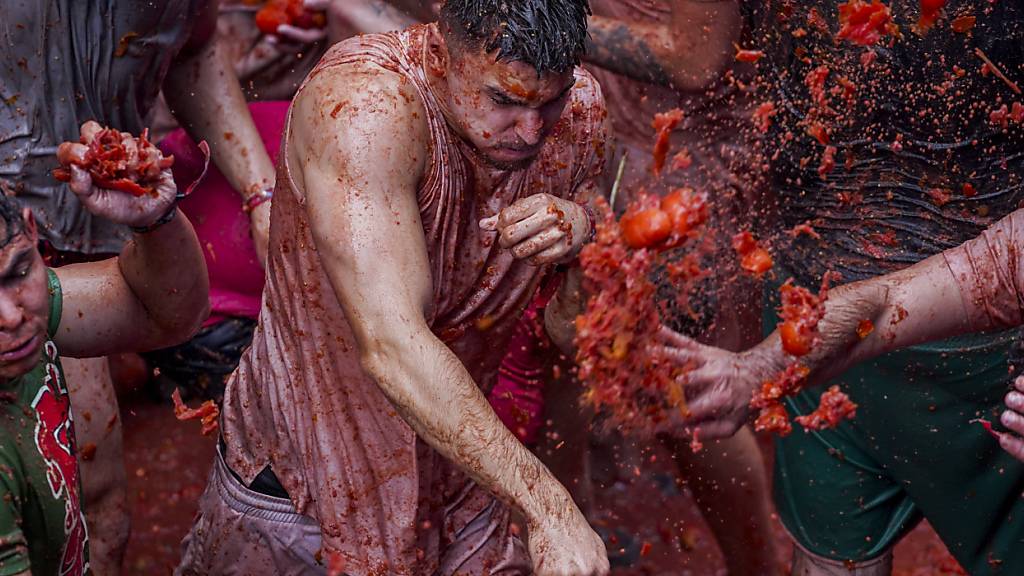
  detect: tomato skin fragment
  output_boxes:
[836,0,897,47]
[780,321,812,356]
[856,319,874,339]
[734,47,765,63]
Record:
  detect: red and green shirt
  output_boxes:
[0,269,89,575]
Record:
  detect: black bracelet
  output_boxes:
[130,191,185,234]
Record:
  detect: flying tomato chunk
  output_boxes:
[732,231,773,276]
[660,187,708,239]
[734,44,765,63]
[794,385,858,430]
[620,207,672,249]
[916,0,947,33]
[836,0,897,47]
[651,108,685,175]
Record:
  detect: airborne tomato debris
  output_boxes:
[171,388,220,436]
[916,0,947,33]
[575,191,710,437]
[836,0,898,47]
[53,124,173,197]
[734,45,765,63]
[651,108,685,175]
[732,231,773,276]
[970,417,1000,440]
[794,385,858,430]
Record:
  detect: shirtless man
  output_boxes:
[178,0,609,574]
[0,125,208,575]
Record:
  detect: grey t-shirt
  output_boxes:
[0,0,198,253]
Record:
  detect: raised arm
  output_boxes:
[163,0,276,265]
[53,138,209,358]
[289,65,606,575]
[585,0,741,91]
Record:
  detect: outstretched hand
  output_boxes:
[653,326,783,439]
[480,194,592,265]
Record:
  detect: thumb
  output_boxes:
[69,165,94,196]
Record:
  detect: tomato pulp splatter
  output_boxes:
[651,108,685,175]
[53,126,173,197]
[255,0,326,34]
[732,231,773,276]
[836,0,898,47]
[171,388,220,436]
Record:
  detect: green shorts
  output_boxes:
[766,290,1024,574]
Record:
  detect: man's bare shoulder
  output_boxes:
[290,60,431,185]
[294,59,429,140]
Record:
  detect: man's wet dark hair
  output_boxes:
[0,195,26,249]
[440,0,591,73]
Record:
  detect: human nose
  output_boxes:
[514,110,544,146]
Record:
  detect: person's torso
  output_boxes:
[748,0,1024,284]
[221,22,605,538]
[0,0,197,253]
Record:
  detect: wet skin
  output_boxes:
[287,23,607,576]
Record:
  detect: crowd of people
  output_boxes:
[0,1,1022,575]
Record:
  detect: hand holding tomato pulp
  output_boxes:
[54,122,173,197]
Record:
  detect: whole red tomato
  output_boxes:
[620,208,672,249]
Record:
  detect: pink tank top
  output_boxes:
[221,24,606,573]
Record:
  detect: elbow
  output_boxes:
[148,292,210,350]
[357,331,406,385]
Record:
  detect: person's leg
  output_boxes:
[662,427,780,576]
[65,356,130,576]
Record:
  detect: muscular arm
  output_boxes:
[54,213,209,358]
[290,65,581,529]
[585,0,740,91]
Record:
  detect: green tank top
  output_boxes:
[0,269,90,576]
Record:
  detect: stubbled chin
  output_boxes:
[482,150,537,171]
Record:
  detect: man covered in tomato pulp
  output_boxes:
[176,1,612,574]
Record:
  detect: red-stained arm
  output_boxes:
[794,209,1024,386]
[672,209,1024,438]
[288,63,606,573]
[584,0,741,92]
[162,0,276,265]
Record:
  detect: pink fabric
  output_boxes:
[219,24,608,576]
[487,282,558,446]
[158,101,285,325]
